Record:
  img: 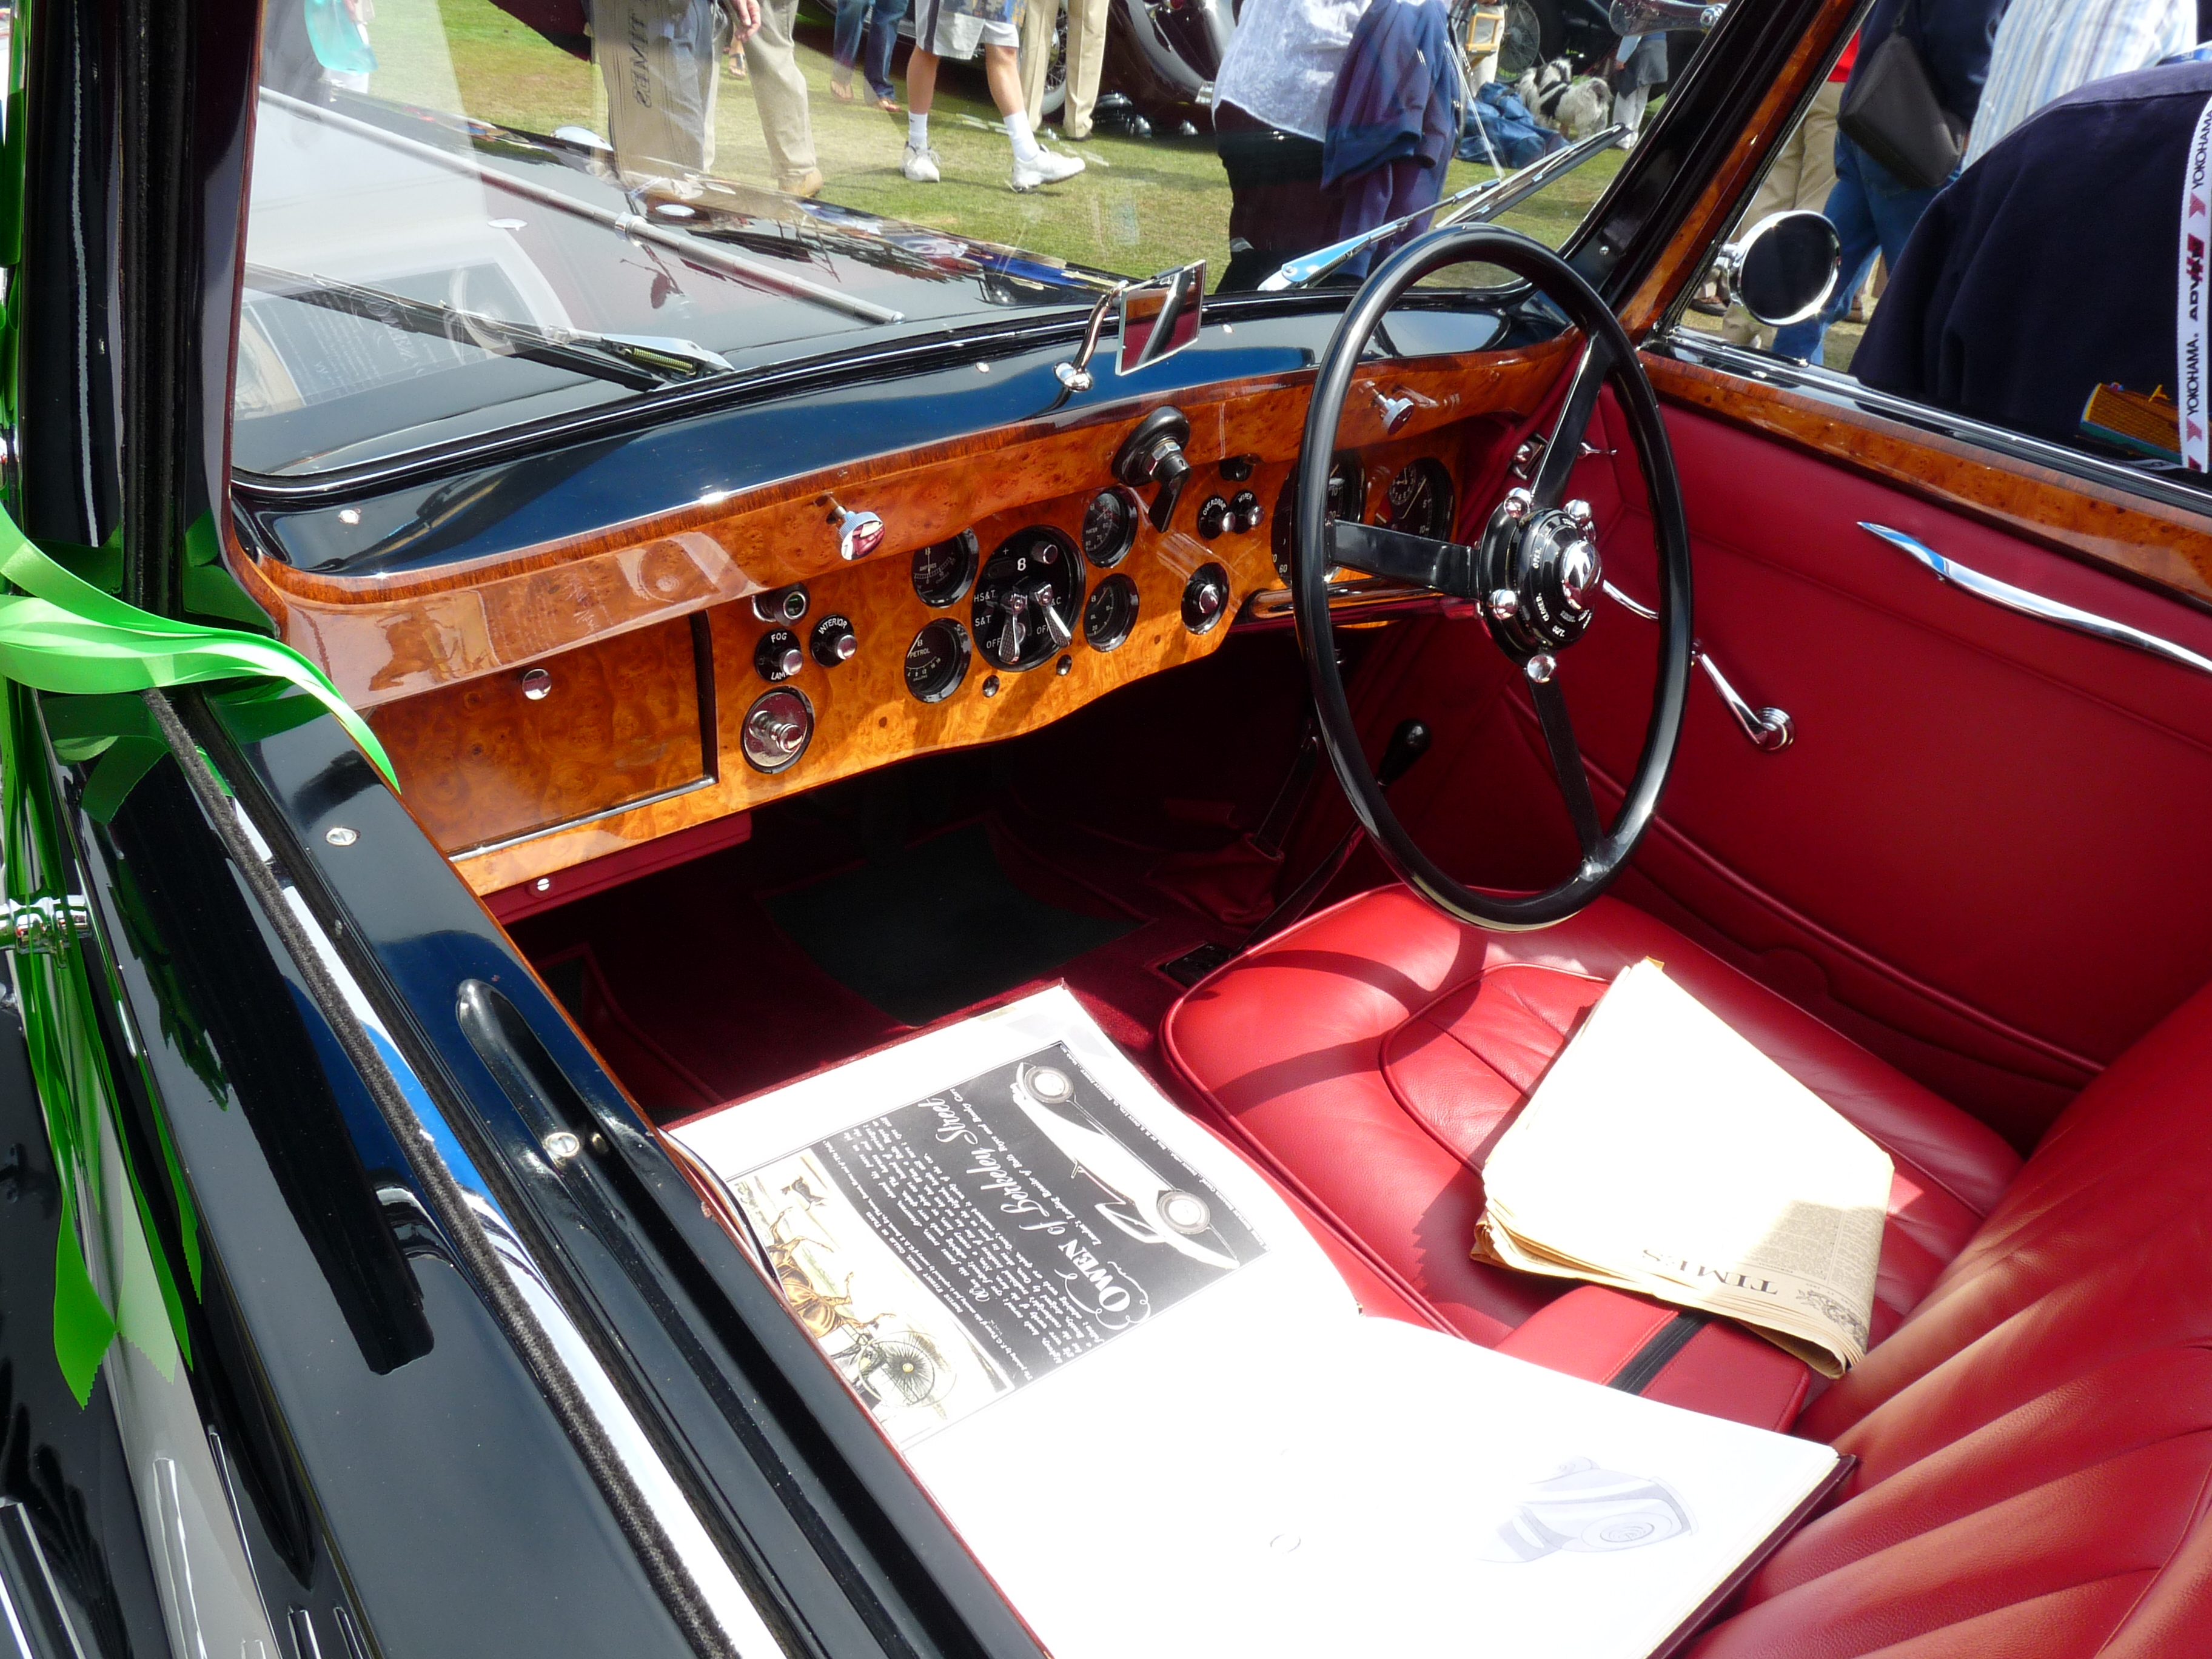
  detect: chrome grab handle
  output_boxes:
[1601,580,1795,751]
[1861,523,2212,679]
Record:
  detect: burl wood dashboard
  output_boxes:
[232,345,1563,902]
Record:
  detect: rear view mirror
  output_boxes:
[1715,210,1841,328]
[1119,261,1205,375]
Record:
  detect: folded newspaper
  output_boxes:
[1475,960,1895,1377]
[672,986,1848,1659]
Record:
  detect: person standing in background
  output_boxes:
[594,0,819,196]
[903,0,1087,189]
[1721,33,1855,349]
[1772,0,2012,365]
[1019,0,1108,139]
[1608,32,1667,144]
[831,0,908,112]
[739,0,826,194]
[1210,0,1372,290]
[1965,0,2193,163]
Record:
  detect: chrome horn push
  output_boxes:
[1477,488,1604,657]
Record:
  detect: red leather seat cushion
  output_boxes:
[1161,886,2022,1355]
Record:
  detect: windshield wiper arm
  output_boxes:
[1257,125,1628,293]
[244,263,736,392]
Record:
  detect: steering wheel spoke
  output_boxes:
[1526,666,1604,859]
[1326,519,1478,597]
[1528,335,1613,510]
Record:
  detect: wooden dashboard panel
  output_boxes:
[367,613,711,854]
[228,344,1566,709]
[423,421,1486,897]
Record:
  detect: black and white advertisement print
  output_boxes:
[727,1043,1265,1446]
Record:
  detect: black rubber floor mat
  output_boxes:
[763,823,1138,1026]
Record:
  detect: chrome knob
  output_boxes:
[777,645,803,677]
[741,689,812,773]
[1565,498,1594,526]
[1524,654,1557,684]
[1558,540,1602,612]
[1486,588,1520,622]
[826,497,884,562]
[811,614,859,666]
[520,666,554,700]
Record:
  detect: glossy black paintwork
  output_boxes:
[197,689,1050,1659]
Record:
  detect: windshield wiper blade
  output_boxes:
[1257,124,1628,293]
[244,263,736,392]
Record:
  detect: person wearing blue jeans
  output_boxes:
[831,0,908,108]
[1772,132,1951,363]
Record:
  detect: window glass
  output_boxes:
[242,0,1651,477]
[1678,13,2212,492]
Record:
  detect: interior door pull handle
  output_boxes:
[1862,522,2212,679]
[1601,580,1794,751]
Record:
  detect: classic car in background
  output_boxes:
[1,1,2211,1658]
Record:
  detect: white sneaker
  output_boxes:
[1010,149,1085,192]
[902,142,941,183]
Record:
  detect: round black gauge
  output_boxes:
[1084,574,1139,651]
[1273,453,1370,580]
[903,618,971,703]
[1382,457,1456,541]
[911,530,979,608]
[971,527,1085,672]
[1079,488,1141,568]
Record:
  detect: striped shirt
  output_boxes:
[1965,0,2196,164]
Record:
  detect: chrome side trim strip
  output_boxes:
[1600,579,1794,750]
[449,775,720,863]
[1860,523,2212,679]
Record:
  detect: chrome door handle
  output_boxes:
[1862,523,2212,679]
[1602,580,1795,751]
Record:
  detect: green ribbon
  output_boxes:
[0,514,397,788]
[0,501,399,1401]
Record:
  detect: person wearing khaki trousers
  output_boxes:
[1720,73,1842,349]
[1020,0,1109,138]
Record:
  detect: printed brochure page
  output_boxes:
[672,987,1842,1659]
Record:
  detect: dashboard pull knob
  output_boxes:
[1113,406,1195,534]
[811,614,859,666]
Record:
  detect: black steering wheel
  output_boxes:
[1293,226,1695,931]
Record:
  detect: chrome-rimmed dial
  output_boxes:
[904,618,971,703]
[1079,488,1142,568]
[972,528,1085,672]
[1084,574,1139,651]
[912,530,979,607]
[1382,457,1456,542]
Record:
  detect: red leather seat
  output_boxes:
[1162,886,2022,1352]
[1167,885,2212,1654]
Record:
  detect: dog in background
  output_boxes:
[1514,58,1614,140]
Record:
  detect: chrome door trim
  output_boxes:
[1861,523,2212,679]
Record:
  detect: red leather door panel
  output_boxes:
[1358,390,2212,1148]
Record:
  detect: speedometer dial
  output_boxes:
[1382,458,1456,541]
[1273,454,1370,580]
[973,528,1085,672]
[1080,488,1141,568]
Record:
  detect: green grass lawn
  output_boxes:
[363,0,1624,286]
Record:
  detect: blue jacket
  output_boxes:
[1322,0,1461,262]
[1848,0,2014,124]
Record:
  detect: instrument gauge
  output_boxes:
[972,527,1085,672]
[1084,574,1139,651]
[904,619,971,703]
[1273,454,1370,581]
[1080,488,1142,568]
[1382,457,1456,541]
[911,531,979,608]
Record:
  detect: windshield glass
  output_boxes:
[243,0,1641,477]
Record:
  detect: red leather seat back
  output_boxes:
[1696,980,2212,1657]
